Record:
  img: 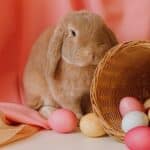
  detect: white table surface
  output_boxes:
[2,131,126,150]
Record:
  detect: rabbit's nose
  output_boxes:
[92,54,96,60]
[86,51,95,60]
[87,51,95,58]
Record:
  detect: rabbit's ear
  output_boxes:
[104,25,118,46]
[46,24,65,77]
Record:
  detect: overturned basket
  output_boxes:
[91,41,150,141]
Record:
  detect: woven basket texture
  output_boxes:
[91,41,150,141]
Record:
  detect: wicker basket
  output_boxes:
[91,41,150,141]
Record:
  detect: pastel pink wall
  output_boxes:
[0,0,149,103]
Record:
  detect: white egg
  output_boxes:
[122,111,149,132]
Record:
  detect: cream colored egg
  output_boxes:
[80,113,106,137]
[148,110,150,120]
[144,98,150,110]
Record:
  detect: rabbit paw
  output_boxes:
[27,97,43,110]
[39,106,57,118]
[74,112,83,119]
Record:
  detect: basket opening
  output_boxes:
[94,45,150,135]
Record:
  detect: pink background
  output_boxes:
[0,0,149,103]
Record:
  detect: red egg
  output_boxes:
[119,97,144,116]
[125,126,150,150]
[48,109,78,133]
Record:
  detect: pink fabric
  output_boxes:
[0,0,149,108]
[0,102,49,129]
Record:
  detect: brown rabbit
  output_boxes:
[23,10,118,118]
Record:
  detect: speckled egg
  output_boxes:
[80,113,106,137]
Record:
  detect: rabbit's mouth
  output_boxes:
[62,54,98,67]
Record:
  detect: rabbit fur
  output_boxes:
[23,10,118,118]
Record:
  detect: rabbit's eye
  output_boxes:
[71,30,76,36]
[69,29,76,37]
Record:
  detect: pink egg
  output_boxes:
[125,126,150,150]
[48,109,78,133]
[119,97,144,116]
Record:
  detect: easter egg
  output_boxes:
[147,109,150,120]
[144,98,150,110]
[125,126,150,150]
[121,111,149,132]
[48,109,78,133]
[119,97,144,116]
[80,113,105,137]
